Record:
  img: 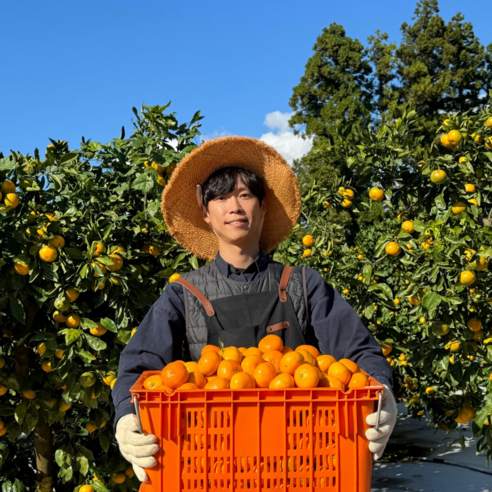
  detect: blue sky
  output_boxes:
[1,0,490,165]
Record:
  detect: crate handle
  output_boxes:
[375,391,383,431]
[133,394,143,434]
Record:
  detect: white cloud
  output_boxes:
[199,129,232,143]
[196,111,312,166]
[260,111,313,165]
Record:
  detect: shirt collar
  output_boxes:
[215,249,270,277]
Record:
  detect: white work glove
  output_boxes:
[115,413,160,483]
[365,384,397,460]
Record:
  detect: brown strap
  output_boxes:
[279,266,293,302]
[174,278,215,317]
[267,321,290,333]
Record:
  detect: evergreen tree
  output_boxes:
[288,23,373,140]
[290,0,492,207]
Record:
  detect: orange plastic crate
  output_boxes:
[131,370,384,492]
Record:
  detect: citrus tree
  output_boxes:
[275,94,492,459]
[0,103,205,491]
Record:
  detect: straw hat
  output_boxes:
[161,135,301,261]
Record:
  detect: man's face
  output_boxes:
[201,177,267,248]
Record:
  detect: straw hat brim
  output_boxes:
[161,135,301,261]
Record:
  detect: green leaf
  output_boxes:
[100,317,117,333]
[9,297,26,324]
[189,255,199,270]
[474,405,492,429]
[50,174,63,190]
[24,406,39,431]
[78,350,96,362]
[58,329,81,345]
[157,267,177,278]
[412,219,426,232]
[91,479,110,492]
[98,431,111,452]
[85,334,107,351]
[362,264,372,283]
[422,292,441,311]
[435,193,446,210]
[0,157,15,171]
[371,282,393,300]
[131,173,155,193]
[76,454,89,476]
[116,330,131,345]
[80,318,99,330]
[442,296,463,305]
[364,303,376,320]
[65,248,85,260]
[75,444,94,461]
[60,152,78,164]
[14,401,27,425]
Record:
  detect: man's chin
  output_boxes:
[217,231,257,245]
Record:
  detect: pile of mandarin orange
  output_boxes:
[142,334,370,392]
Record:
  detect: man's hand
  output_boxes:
[115,414,160,483]
[365,384,397,460]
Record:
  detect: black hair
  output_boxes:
[201,166,265,210]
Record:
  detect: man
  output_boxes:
[113,136,397,483]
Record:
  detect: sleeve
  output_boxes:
[304,267,394,392]
[111,281,186,432]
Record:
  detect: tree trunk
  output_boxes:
[12,297,54,488]
[34,414,54,489]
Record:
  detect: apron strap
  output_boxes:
[279,266,293,302]
[174,278,215,317]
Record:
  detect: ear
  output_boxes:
[201,204,211,224]
[260,196,267,217]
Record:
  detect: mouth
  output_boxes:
[226,219,248,226]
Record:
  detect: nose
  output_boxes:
[228,195,244,212]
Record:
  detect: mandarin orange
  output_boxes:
[198,351,221,376]
[187,370,206,389]
[327,375,345,390]
[348,373,369,389]
[204,377,230,389]
[328,362,351,385]
[184,361,200,373]
[294,364,319,388]
[201,345,221,356]
[179,383,199,390]
[262,350,283,371]
[296,344,320,358]
[143,374,163,389]
[241,355,265,375]
[161,362,189,388]
[243,347,263,357]
[339,358,359,374]
[217,359,242,380]
[230,372,256,389]
[253,362,277,388]
[280,351,304,375]
[269,373,295,389]
[295,348,315,365]
[258,334,283,353]
[222,347,242,363]
[316,354,337,373]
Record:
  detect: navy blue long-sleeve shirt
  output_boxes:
[112,249,393,431]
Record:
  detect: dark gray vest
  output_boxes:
[180,260,310,361]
